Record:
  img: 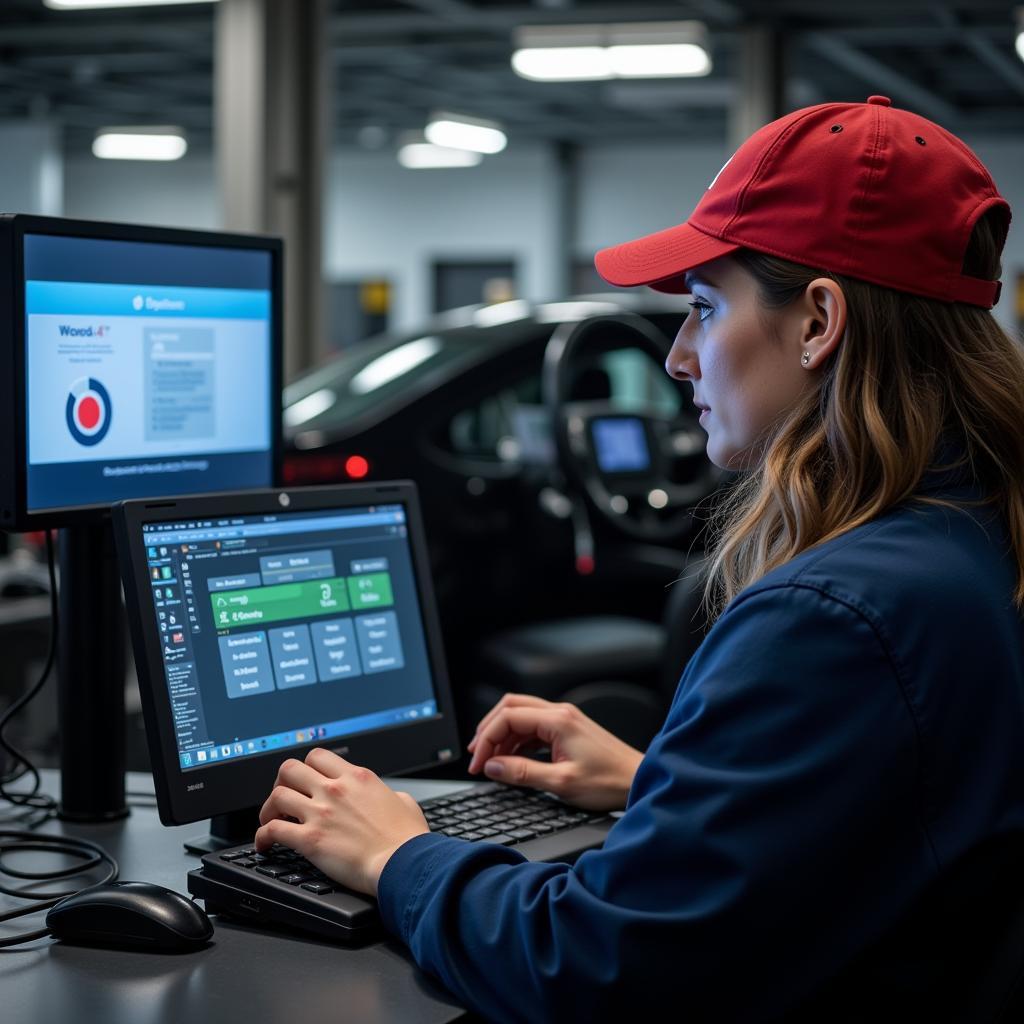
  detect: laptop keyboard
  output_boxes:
[213,784,607,898]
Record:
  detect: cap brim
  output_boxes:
[594,221,739,293]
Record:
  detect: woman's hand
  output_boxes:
[254,748,430,896]
[467,694,645,811]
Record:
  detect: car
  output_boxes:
[282,293,728,752]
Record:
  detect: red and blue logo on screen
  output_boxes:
[65,377,112,446]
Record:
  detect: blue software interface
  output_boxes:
[24,233,274,512]
[140,503,439,771]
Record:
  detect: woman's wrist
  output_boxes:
[614,748,645,808]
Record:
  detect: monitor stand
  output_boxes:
[57,523,130,822]
[184,805,262,856]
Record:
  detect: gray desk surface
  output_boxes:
[1,771,475,1024]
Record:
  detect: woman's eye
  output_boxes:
[688,299,713,323]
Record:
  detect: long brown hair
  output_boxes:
[701,210,1024,621]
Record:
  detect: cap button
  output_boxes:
[867,95,892,107]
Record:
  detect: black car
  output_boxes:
[282,294,727,753]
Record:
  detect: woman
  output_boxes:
[255,97,1024,1021]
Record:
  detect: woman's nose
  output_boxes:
[665,329,698,382]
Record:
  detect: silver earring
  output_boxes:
[802,352,811,365]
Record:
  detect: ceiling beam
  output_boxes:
[803,33,960,125]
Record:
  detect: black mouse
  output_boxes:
[46,881,213,951]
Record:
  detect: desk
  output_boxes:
[1,771,472,1024]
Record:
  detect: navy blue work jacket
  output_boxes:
[377,463,1024,1022]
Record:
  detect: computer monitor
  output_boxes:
[0,214,282,821]
[114,482,461,851]
[0,214,281,529]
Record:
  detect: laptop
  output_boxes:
[115,481,616,944]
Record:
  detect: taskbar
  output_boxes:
[178,698,438,770]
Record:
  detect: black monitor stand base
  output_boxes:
[184,806,262,856]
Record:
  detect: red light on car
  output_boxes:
[345,455,370,479]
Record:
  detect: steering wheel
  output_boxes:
[541,312,724,543]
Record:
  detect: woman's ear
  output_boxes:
[799,278,847,370]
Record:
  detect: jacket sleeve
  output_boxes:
[376,583,938,1023]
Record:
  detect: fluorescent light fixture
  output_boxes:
[1017,8,1024,63]
[93,127,187,161]
[283,388,336,429]
[512,47,612,82]
[608,43,710,77]
[397,140,482,169]
[350,337,442,395]
[513,21,711,82]
[425,112,507,155]
[46,0,216,8]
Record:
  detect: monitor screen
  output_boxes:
[19,227,277,516]
[139,501,440,773]
[592,416,651,473]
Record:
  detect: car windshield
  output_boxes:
[283,315,540,438]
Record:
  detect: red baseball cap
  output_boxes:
[594,96,1009,308]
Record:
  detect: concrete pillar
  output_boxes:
[728,25,785,152]
[0,120,63,215]
[215,0,329,382]
[552,140,578,300]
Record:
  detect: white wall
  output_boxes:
[323,145,563,330]
[63,152,221,230]
[576,141,727,254]
[54,131,1024,334]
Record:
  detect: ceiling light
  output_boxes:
[397,141,481,169]
[607,43,710,77]
[1016,8,1024,63]
[45,0,217,8]
[92,127,188,161]
[425,112,507,155]
[513,21,711,82]
[512,47,612,82]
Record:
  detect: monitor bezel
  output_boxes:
[114,482,463,827]
[0,213,283,531]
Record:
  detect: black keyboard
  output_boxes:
[188,783,614,943]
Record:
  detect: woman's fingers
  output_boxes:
[467,706,567,774]
[274,757,323,797]
[305,746,350,779]
[467,693,555,752]
[258,784,312,827]
[254,816,306,854]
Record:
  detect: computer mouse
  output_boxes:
[46,880,213,951]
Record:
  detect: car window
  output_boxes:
[445,346,681,462]
[599,349,681,416]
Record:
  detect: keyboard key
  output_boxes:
[508,828,537,841]
[460,831,484,842]
[256,865,291,878]
[488,834,518,846]
[233,858,256,868]
[280,874,309,885]
[301,881,333,895]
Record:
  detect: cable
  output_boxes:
[0,832,118,947]
[0,538,123,948]
[0,531,58,825]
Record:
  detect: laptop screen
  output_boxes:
[139,501,440,772]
